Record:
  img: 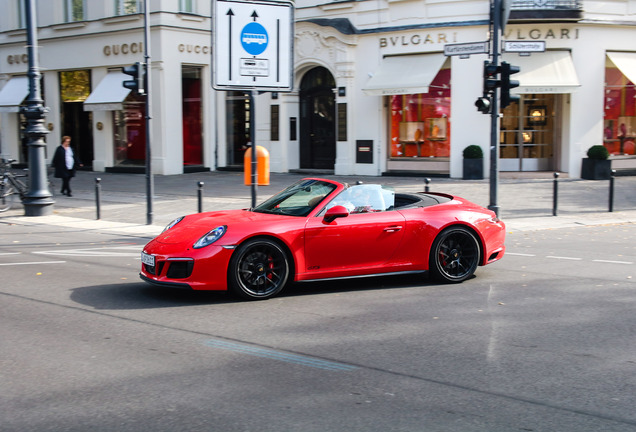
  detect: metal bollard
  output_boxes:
[424,178,431,193]
[552,172,559,216]
[95,178,101,220]
[197,181,204,213]
[609,170,616,212]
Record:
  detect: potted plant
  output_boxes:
[581,145,611,180]
[462,145,484,180]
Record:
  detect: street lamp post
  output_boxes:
[22,0,54,216]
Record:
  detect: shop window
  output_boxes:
[389,68,450,159]
[60,70,90,102]
[65,0,85,22]
[182,67,203,165]
[604,65,636,156]
[113,94,146,166]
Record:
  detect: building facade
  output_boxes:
[1,0,635,178]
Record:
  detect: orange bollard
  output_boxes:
[244,145,270,186]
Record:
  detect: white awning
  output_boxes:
[83,71,131,111]
[502,51,580,94]
[0,76,29,112]
[606,52,636,85]
[363,54,447,96]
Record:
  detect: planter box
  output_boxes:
[581,158,611,180]
[463,158,483,180]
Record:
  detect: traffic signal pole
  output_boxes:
[143,0,153,225]
[488,0,501,218]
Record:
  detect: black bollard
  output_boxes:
[424,178,431,193]
[609,170,615,212]
[552,172,559,216]
[95,177,101,220]
[197,181,204,213]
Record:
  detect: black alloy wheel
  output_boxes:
[429,226,480,283]
[229,238,290,300]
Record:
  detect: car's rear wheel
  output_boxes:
[429,226,480,283]
[228,238,290,300]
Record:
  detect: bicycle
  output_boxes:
[0,158,29,212]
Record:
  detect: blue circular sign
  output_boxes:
[240,22,268,56]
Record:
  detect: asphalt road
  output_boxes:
[1,222,635,432]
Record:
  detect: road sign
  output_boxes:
[213,0,294,91]
[503,41,546,53]
[443,41,489,57]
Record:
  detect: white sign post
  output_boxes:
[212,0,294,91]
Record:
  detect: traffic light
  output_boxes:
[483,61,500,94]
[475,96,491,114]
[122,62,146,95]
[500,61,520,108]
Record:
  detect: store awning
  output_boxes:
[606,52,636,85]
[0,76,29,112]
[502,51,580,94]
[83,71,131,111]
[362,54,447,96]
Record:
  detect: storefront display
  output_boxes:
[389,69,451,160]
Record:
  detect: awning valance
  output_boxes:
[0,76,29,113]
[363,54,447,96]
[83,71,131,111]
[502,51,580,94]
[606,52,636,85]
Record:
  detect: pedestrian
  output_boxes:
[52,136,81,197]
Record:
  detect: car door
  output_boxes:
[303,206,406,276]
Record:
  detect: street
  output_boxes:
[1,221,635,431]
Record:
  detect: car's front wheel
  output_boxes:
[228,238,290,300]
[429,226,480,283]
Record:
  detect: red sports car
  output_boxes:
[140,178,505,300]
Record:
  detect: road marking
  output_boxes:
[0,261,66,266]
[204,339,358,372]
[33,246,141,258]
[0,252,21,256]
[506,252,536,257]
[592,259,634,265]
[545,256,583,260]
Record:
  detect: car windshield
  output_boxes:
[253,179,338,217]
[325,184,396,213]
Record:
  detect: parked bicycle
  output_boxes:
[0,158,29,212]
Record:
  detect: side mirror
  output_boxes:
[323,205,349,223]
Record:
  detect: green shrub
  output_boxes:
[463,145,484,159]
[586,145,609,160]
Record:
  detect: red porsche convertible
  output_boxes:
[140,178,505,300]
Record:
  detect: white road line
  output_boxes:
[506,252,536,257]
[592,259,634,265]
[545,256,583,260]
[0,252,21,256]
[0,261,66,266]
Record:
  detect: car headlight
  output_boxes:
[162,216,184,233]
[193,225,227,249]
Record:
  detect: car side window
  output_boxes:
[326,185,395,214]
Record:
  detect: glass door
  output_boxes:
[500,94,556,171]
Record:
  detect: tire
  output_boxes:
[429,226,481,283]
[0,181,16,212]
[228,238,290,300]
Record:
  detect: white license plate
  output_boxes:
[141,252,155,266]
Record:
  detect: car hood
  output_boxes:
[154,209,298,245]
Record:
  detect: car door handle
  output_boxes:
[383,226,403,233]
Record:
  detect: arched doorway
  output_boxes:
[299,67,336,169]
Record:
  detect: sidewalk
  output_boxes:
[1,170,635,235]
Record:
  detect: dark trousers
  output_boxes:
[60,175,72,195]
